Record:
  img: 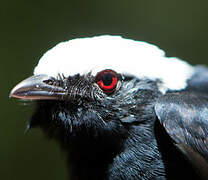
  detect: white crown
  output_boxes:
[34,35,194,93]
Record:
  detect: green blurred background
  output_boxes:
[1,0,208,179]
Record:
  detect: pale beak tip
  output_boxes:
[9,82,25,99]
[9,87,17,99]
[9,92,13,98]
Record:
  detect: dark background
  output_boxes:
[1,0,208,179]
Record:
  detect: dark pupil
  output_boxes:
[101,73,113,86]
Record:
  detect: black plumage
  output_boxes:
[10,36,208,180]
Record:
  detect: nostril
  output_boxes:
[43,78,66,88]
[43,79,55,86]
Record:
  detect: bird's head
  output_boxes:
[10,35,194,142]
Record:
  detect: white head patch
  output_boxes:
[34,35,194,93]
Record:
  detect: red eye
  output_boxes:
[95,69,121,94]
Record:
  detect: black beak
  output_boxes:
[9,74,67,100]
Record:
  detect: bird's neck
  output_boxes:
[63,122,163,180]
[64,133,126,180]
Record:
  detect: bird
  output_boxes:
[10,35,208,180]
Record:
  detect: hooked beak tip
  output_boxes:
[9,83,24,99]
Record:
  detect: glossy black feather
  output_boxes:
[155,91,208,179]
[187,65,208,94]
